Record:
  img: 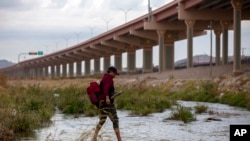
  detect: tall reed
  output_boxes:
[0,84,55,134]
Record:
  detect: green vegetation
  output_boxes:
[54,86,98,116]
[116,86,174,116]
[194,104,208,114]
[170,80,219,102]
[0,84,55,133]
[167,104,196,123]
[1,72,250,139]
[219,91,250,110]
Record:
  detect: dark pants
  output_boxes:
[98,103,119,128]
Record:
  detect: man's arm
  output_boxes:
[102,78,113,104]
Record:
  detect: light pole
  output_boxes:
[148,0,152,22]
[64,37,69,48]
[75,32,81,43]
[209,21,213,77]
[18,53,28,63]
[103,18,111,31]
[55,41,58,51]
[44,44,49,54]
[119,8,131,23]
[88,26,95,38]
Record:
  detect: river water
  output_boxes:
[20,101,250,141]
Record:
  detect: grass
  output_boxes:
[169,80,219,103]
[1,72,250,138]
[0,73,7,88]
[0,85,55,133]
[219,91,250,110]
[194,104,208,114]
[116,86,174,116]
[53,85,98,116]
[167,104,196,123]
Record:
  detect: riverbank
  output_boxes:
[26,101,250,141]
[1,66,249,140]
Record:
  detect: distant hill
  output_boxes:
[175,54,215,67]
[174,54,250,68]
[0,60,15,69]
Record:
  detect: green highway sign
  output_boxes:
[28,51,43,55]
[37,51,43,55]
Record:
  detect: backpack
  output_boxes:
[86,81,104,106]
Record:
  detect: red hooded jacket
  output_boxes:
[101,73,115,102]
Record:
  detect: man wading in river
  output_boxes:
[92,66,122,141]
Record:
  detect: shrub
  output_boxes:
[55,85,97,115]
[194,104,208,114]
[0,85,55,133]
[168,104,196,123]
[219,91,249,109]
[171,81,219,103]
[116,86,174,116]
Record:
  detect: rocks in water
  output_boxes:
[205,116,222,122]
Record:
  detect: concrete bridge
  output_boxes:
[1,0,250,79]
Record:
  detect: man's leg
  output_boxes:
[114,128,122,141]
[108,104,122,141]
[92,124,102,141]
[92,109,107,141]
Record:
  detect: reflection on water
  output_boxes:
[20,101,250,141]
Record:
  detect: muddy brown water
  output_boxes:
[20,101,250,141]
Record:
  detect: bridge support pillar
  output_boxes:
[94,58,100,74]
[165,41,175,70]
[51,65,55,78]
[25,69,30,79]
[20,68,25,79]
[37,68,41,78]
[44,66,49,78]
[104,55,110,71]
[221,21,229,65]
[36,68,40,78]
[25,68,30,79]
[76,61,82,77]
[157,30,165,72]
[36,68,39,78]
[231,0,243,75]
[185,20,196,68]
[114,53,122,73]
[143,46,153,73]
[30,68,35,79]
[62,63,67,78]
[56,64,60,78]
[85,60,90,76]
[69,62,74,77]
[27,68,31,79]
[215,30,222,65]
[127,50,136,74]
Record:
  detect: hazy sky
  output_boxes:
[0,0,249,68]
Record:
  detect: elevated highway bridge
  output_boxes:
[1,0,250,79]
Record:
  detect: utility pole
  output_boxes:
[120,8,131,23]
[88,26,95,38]
[148,0,152,22]
[209,21,213,77]
[64,37,69,48]
[18,53,28,63]
[55,41,58,51]
[75,32,81,44]
[103,18,111,31]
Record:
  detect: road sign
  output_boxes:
[29,52,37,55]
[37,51,43,55]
